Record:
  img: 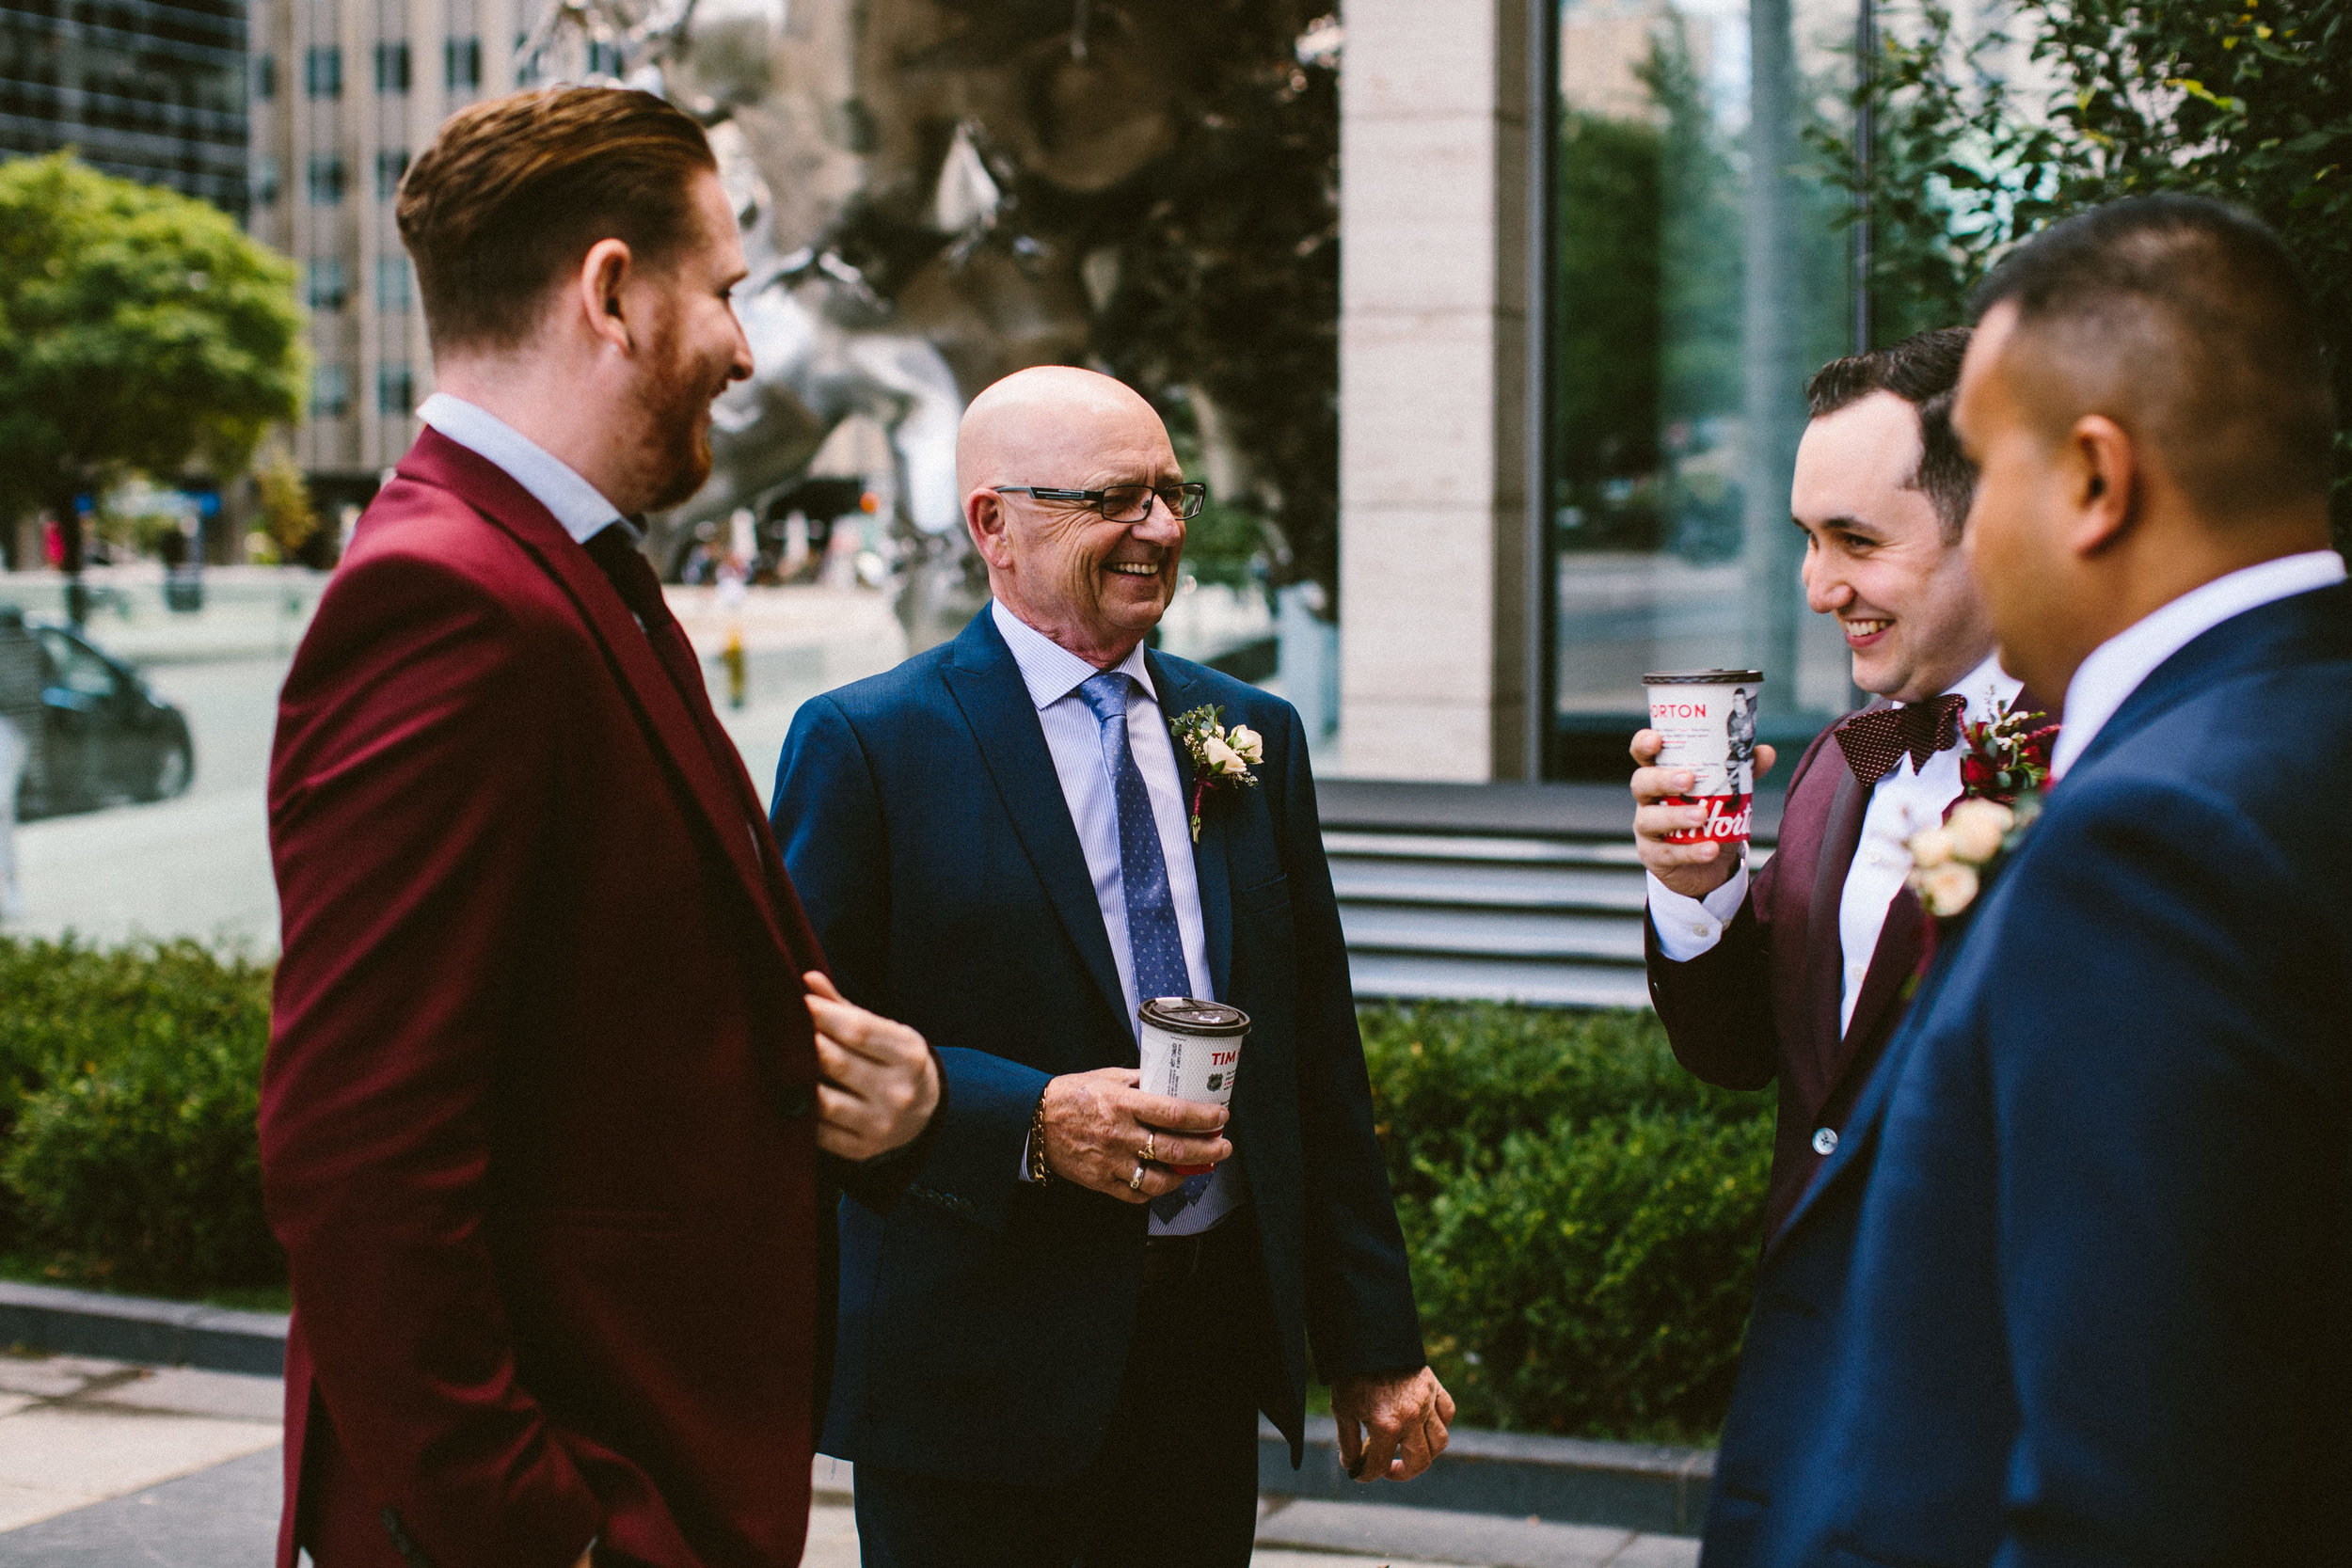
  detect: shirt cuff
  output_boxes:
[1648,862,1750,962]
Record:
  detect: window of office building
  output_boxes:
[307,155,346,205]
[585,40,622,77]
[254,157,281,207]
[375,254,412,313]
[256,54,276,100]
[1544,0,1860,774]
[378,363,416,416]
[445,36,481,90]
[312,362,352,418]
[373,40,410,93]
[306,257,347,310]
[375,148,408,200]
[304,45,342,99]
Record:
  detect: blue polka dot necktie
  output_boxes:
[1076,672,1210,1220]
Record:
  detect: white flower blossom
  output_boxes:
[1946,799,2015,863]
[1202,735,1246,776]
[1917,861,1980,917]
[1229,725,1263,765]
[1908,827,1957,869]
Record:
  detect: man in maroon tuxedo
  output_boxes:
[261,87,940,1568]
[1631,326,2049,1239]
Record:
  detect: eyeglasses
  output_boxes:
[992,483,1209,522]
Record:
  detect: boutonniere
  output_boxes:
[1956,701,2058,807]
[1168,705,1261,842]
[1905,794,2042,919]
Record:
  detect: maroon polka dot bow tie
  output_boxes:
[1833,694,1968,787]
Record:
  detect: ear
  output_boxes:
[965,488,1013,571]
[575,237,637,356]
[2066,414,2137,559]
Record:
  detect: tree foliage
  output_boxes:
[0,153,304,530]
[1811,0,2352,531]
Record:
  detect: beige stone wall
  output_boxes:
[1337,0,1538,782]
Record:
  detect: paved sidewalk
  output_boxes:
[0,1354,1697,1567]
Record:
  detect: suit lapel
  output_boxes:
[940,612,1132,1038]
[1150,651,1232,1003]
[1803,758,1868,1074]
[1839,885,1924,1059]
[395,431,793,965]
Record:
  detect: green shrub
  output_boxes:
[1359,1003,1774,1443]
[0,937,280,1294]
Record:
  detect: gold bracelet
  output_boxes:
[1027,1097,1055,1184]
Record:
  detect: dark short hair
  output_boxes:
[1970,195,2336,521]
[1806,327,1976,540]
[397,87,718,354]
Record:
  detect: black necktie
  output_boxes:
[582,522,755,807]
[1834,693,1967,788]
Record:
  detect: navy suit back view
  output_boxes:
[1705,581,2352,1568]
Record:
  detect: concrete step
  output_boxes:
[1340,904,1645,963]
[1346,953,1653,1010]
[1329,857,1647,915]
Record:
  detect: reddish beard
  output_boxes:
[631,318,724,513]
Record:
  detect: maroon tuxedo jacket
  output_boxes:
[262,429,833,1568]
[1645,718,1927,1240]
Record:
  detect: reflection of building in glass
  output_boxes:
[246,0,533,514]
[0,0,250,216]
[1547,0,1860,768]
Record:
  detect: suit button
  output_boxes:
[1812,1127,1839,1155]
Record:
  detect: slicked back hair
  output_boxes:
[1970,195,2336,523]
[1805,326,1977,541]
[397,87,717,355]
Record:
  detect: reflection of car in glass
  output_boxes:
[0,613,194,819]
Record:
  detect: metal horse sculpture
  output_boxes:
[520,0,977,650]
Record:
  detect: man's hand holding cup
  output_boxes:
[1629,729,1778,899]
[1038,1068,1232,1203]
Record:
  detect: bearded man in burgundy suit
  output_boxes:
[261,88,939,1568]
[1631,325,2049,1241]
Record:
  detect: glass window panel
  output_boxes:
[1548,0,1859,775]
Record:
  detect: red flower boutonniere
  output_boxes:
[1955,703,2058,808]
[1169,705,1261,842]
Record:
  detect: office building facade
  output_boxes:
[1,0,249,214]
[246,0,535,507]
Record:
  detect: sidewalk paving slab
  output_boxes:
[1256,1497,1698,1568]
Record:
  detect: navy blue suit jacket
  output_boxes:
[769,606,1425,1486]
[1704,580,2352,1567]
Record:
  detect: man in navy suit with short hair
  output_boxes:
[771,366,1452,1568]
[1704,195,2352,1566]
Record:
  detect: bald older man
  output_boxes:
[770,367,1450,1567]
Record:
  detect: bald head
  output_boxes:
[956,366,1168,496]
[958,366,1188,668]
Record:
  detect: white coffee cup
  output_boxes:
[1136,997,1249,1176]
[1644,669,1764,847]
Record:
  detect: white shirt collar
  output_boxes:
[2051,548,2346,780]
[1926,651,2024,725]
[991,599,1157,710]
[417,392,628,546]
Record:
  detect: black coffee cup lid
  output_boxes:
[1138,997,1251,1036]
[1643,669,1764,684]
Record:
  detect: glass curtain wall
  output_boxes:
[1547,0,1859,776]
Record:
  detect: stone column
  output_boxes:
[1336,0,1539,782]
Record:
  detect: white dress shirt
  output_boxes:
[992,601,1239,1235]
[1650,653,2023,1037]
[418,392,626,546]
[2050,549,2346,782]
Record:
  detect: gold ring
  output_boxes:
[1129,1164,1145,1192]
[1140,1133,1158,1163]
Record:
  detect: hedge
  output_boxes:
[1361,1003,1773,1443]
[0,942,1772,1441]
[0,937,278,1294]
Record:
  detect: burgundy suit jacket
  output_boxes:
[262,429,833,1568]
[1645,717,1928,1241]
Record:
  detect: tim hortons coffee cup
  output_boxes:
[1644,669,1765,847]
[1136,998,1249,1176]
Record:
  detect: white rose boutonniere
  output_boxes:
[1169,705,1261,841]
[1906,795,2035,919]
